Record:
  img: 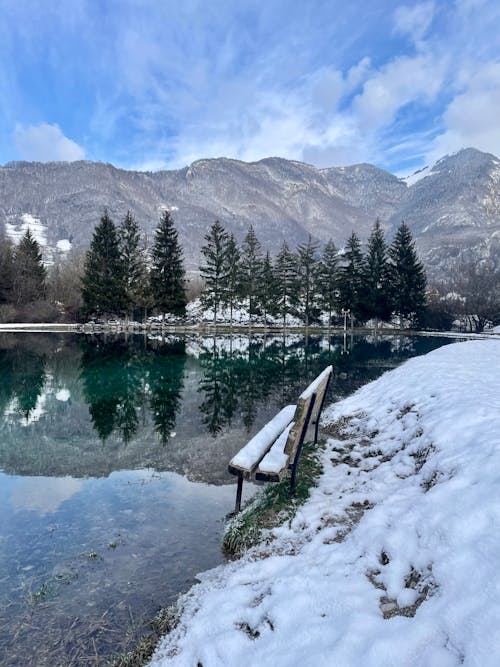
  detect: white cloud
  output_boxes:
[427,61,500,163]
[14,122,85,161]
[353,53,445,130]
[393,2,435,43]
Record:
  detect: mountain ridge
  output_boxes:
[1,147,499,277]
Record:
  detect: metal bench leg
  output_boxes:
[235,475,244,513]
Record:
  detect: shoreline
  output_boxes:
[0,322,497,339]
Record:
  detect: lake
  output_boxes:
[0,331,458,665]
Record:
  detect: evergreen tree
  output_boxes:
[388,222,427,325]
[224,232,241,325]
[119,211,148,319]
[0,234,14,304]
[316,239,339,326]
[12,229,47,305]
[275,241,298,327]
[239,225,263,323]
[199,221,230,325]
[81,211,127,317]
[150,210,187,317]
[360,219,392,324]
[337,231,364,322]
[258,251,278,321]
[297,235,319,326]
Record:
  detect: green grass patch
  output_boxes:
[222,440,324,558]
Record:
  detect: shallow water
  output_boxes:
[0,331,458,665]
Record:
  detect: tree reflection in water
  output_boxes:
[0,336,46,421]
[79,336,186,444]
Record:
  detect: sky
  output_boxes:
[0,0,499,175]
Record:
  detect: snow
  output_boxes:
[257,422,294,474]
[56,239,72,252]
[5,213,47,246]
[300,365,332,399]
[150,340,500,667]
[402,165,432,186]
[229,405,296,470]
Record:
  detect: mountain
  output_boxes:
[1,148,499,278]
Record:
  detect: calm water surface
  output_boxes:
[0,332,458,665]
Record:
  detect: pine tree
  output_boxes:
[297,235,319,326]
[388,222,427,325]
[81,211,127,317]
[119,211,148,320]
[239,225,263,324]
[224,233,241,325]
[316,239,339,326]
[12,229,47,305]
[275,241,298,328]
[150,210,187,318]
[199,221,230,325]
[337,231,363,322]
[360,219,392,324]
[258,251,278,322]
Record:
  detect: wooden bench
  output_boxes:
[228,366,333,512]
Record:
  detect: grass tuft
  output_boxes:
[222,441,324,557]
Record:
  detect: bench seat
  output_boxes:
[255,421,295,482]
[228,405,296,478]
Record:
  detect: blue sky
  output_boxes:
[1,0,499,174]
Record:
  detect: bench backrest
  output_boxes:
[304,365,332,436]
[283,365,332,459]
[283,392,316,461]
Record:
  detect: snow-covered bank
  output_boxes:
[149,340,500,667]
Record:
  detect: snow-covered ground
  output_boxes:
[149,339,500,667]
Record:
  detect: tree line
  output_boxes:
[199,218,427,327]
[0,213,427,326]
[2,207,499,330]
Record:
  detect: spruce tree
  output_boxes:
[199,221,230,325]
[12,229,47,305]
[239,225,263,324]
[275,241,298,328]
[316,239,339,326]
[119,211,148,320]
[388,222,427,325]
[258,251,278,322]
[150,210,187,318]
[337,231,363,322]
[81,211,127,317]
[0,234,14,304]
[297,235,319,326]
[224,232,241,325]
[360,219,392,324]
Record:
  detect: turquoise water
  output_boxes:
[0,332,457,665]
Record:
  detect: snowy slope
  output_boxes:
[149,340,500,667]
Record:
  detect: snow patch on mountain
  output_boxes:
[5,213,47,246]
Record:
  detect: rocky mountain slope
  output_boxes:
[1,148,499,277]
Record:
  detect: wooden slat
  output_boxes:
[228,404,296,478]
[308,368,332,434]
